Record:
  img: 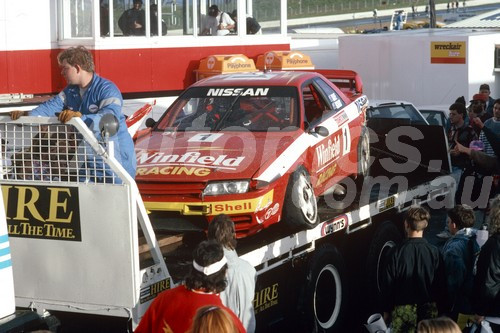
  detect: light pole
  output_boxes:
[429,0,436,28]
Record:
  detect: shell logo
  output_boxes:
[265,52,275,66]
[207,56,216,70]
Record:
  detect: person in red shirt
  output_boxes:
[135,240,246,333]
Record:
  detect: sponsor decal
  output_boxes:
[316,164,337,187]
[328,93,338,103]
[226,62,253,70]
[137,152,245,169]
[207,88,269,97]
[88,104,99,113]
[321,214,348,236]
[140,278,171,304]
[315,134,341,169]
[378,196,396,212]
[430,41,466,64]
[254,282,279,314]
[2,184,81,241]
[264,203,280,220]
[136,166,211,176]
[145,190,274,216]
[211,190,274,215]
[333,112,349,127]
[188,133,223,143]
[285,57,308,66]
[213,201,252,213]
[355,96,368,113]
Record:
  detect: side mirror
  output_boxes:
[99,113,119,138]
[145,118,156,128]
[311,126,329,137]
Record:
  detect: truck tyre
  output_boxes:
[283,166,319,228]
[301,245,347,332]
[365,221,402,307]
[357,127,370,179]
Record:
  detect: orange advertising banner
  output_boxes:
[430,41,466,64]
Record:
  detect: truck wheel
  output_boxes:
[365,221,402,306]
[357,127,370,179]
[301,245,347,332]
[283,166,319,228]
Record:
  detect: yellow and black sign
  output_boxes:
[254,282,279,314]
[140,278,171,304]
[1,184,81,241]
[430,41,466,64]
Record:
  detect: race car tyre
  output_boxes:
[357,126,370,179]
[283,166,319,228]
[300,244,348,332]
[364,221,403,309]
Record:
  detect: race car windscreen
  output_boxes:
[155,86,299,132]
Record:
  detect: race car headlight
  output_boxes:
[203,180,250,196]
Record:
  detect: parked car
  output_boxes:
[134,71,369,238]
[418,105,450,127]
[366,100,429,178]
[367,100,428,125]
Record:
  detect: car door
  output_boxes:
[303,78,352,194]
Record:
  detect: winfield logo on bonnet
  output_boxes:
[137,151,245,168]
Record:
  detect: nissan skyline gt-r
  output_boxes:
[134,71,369,238]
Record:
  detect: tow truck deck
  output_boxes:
[0,114,453,331]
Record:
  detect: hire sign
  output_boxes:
[1,184,81,241]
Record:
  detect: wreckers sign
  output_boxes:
[1,184,81,241]
[430,41,466,64]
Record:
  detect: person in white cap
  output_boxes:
[135,240,246,333]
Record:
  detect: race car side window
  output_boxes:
[314,77,345,113]
[302,82,331,127]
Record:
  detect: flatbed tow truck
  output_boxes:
[0,109,453,331]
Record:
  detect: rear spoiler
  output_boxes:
[305,69,363,101]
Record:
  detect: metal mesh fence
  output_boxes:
[0,120,121,184]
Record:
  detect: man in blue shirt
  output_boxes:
[10,46,136,182]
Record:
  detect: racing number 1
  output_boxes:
[342,126,350,156]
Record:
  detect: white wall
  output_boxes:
[468,33,500,100]
[0,0,55,51]
[290,33,342,70]
[338,29,500,106]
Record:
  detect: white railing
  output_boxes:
[0,116,121,184]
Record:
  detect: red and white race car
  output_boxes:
[135,71,369,238]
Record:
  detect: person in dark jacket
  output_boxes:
[468,94,492,136]
[448,103,477,185]
[479,83,496,116]
[440,205,480,327]
[230,10,261,34]
[150,4,167,36]
[118,0,145,36]
[472,195,500,332]
[381,206,447,333]
[454,117,500,176]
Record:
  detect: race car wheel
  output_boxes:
[364,221,402,309]
[283,166,319,228]
[300,245,347,332]
[358,127,370,178]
